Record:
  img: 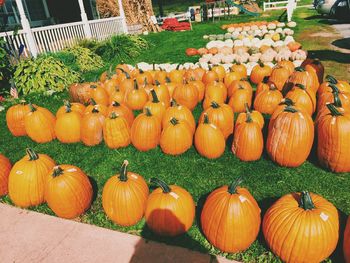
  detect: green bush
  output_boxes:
[0,39,14,94]
[13,56,80,95]
[48,51,79,71]
[64,46,104,72]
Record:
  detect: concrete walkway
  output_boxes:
[0,204,238,263]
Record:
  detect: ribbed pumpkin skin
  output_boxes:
[269,66,289,91]
[153,83,171,108]
[250,63,272,84]
[108,88,125,105]
[56,103,85,118]
[103,114,130,149]
[263,192,339,263]
[0,155,12,196]
[232,121,263,161]
[8,149,56,208]
[228,80,252,99]
[55,111,82,143]
[224,71,241,88]
[80,110,105,146]
[6,103,31,136]
[125,83,148,110]
[162,103,195,134]
[199,102,234,139]
[317,106,350,173]
[317,89,350,111]
[194,116,225,159]
[160,119,193,155]
[253,87,283,115]
[205,82,227,102]
[102,161,149,226]
[267,107,314,167]
[88,85,109,106]
[345,216,350,263]
[228,89,252,113]
[84,101,108,116]
[145,184,195,236]
[45,165,93,219]
[190,80,205,102]
[108,102,134,127]
[143,90,166,121]
[277,60,295,76]
[201,185,261,253]
[131,110,161,152]
[24,105,56,143]
[236,108,264,129]
[173,83,199,111]
[285,85,316,115]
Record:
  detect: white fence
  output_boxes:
[0,16,127,56]
[263,0,304,11]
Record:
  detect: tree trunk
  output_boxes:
[96,0,161,32]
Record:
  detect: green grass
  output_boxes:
[1,8,349,263]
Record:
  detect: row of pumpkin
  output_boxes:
[6,59,350,172]
[0,153,349,263]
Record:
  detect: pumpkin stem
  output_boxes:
[228,177,243,194]
[244,103,251,114]
[52,166,64,177]
[170,117,179,126]
[176,64,181,70]
[332,92,342,108]
[119,160,129,182]
[325,75,338,84]
[165,77,171,83]
[246,112,253,123]
[211,101,220,109]
[116,67,125,73]
[295,67,305,72]
[90,85,97,89]
[150,178,171,193]
[295,83,305,90]
[258,61,265,68]
[284,106,298,113]
[262,76,269,83]
[145,107,152,116]
[112,101,120,107]
[63,100,71,108]
[26,148,39,161]
[139,69,144,74]
[153,62,156,71]
[299,191,315,210]
[203,113,210,124]
[280,98,295,106]
[65,104,72,113]
[124,71,131,79]
[92,107,99,113]
[89,98,97,106]
[329,84,339,94]
[110,112,118,119]
[144,78,148,85]
[170,99,178,107]
[150,89,160,103]
[155,80,160,86]
[134,80,139,90]
[28,103,37,112]
[327,103,343,116]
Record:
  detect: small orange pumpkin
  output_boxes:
[107,101,134,128]
[236,103,264,129]
[6,102,31,136]
[103,112,130,149]
[0,154,12,196]
[125,80,148,111]
[80,108,105,146]
[173,82,199,111]
[144,89,166,121]
[55,104,82,143]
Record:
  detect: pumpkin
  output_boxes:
[190,80,205,102]
[143,79,154,95]
[69,83,91,103]
[202,68,219,85]
[24,103,56,143]
[55,104,82,143]
[88,84,109,106]
[136,69,153,86]
[8,148,56,208]
[103,112,131,149]
[285,84,316,115]
[160,118,193,155]
[301,58,324,83]
[236,103,264,129]
[255,76,270,96]
[277,60,295,75]
[250,62,272,85]
[115,64,131,76]
[199,101,234,139]
[103,78,119,97]
[84,98,108,116]
[119,72,134,94]
[131,108,161,151]
[186,48,198,56]
[6,102,31,136]
[267,106,314,167]
[205,81,227,102]
[173,82,199,111]
[45,165,93,219]
[102,160,149,226]
[108,101,134,128]
[169,65,184,84]
[228,87,252,113]
[81,108,105,146]
[317,84,350,111]
[263,191,339,263]
[108,87,125,105]
[165,77,177,98]
[162,100,196,134]
[203,93,225,111]
[232,112,263,161]
[317,104,350,173]
[56,101,85,118]
[228,79,253,98]
[345,216,350,263]
[201,178,261,253]
[194,67,206,81]
[208,47,219,55]
[318,75,350,96]
[143,89,166,122]
[315,92,348,124]
[125,80,148,110]
[283,67,314,95]
[224,70,242,88]
[253,83,283,115]
[305,64,320,93]
[212,65,226,81]
[0,154,12,196]
[194,114,225,159]
[231,63,247,79]
[153,81,171,108]
[154,69,168,84]
[145,178,195,236]
[287,41,302,52]
[268,66,290,91]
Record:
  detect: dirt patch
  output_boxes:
[310,32,337,37]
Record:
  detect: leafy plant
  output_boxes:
[13,56,80,95]
[63,46,104,72]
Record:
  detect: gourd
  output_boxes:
[55,104,82,143]
[103,112,131,149]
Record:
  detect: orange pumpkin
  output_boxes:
[283,67,314,95]
[190,80,205,102]
[80,108,105,146]
[201,178,261,253]
[231,63,247,79]
[0,154,12,196]
[315,92,348,125]
[173,82,199,111]
[84,98,108,116]
[145,178,195,236]
[253,83,283,115]
[212,65,226,81]
[236,103,264,129]
[125,80,148,111]
[285,84,316,115]
[205,81,227,102]
[119,72,134,95]
[69,83,91,104]
[108,87,125,105]
[345,216,350,263]
[228,79,252,98]
[107,101,134,128]
[228,87,252,113]
[6,102,31,136]
[287,41,302,52]
[202,68,219,85]
[103,112,130,149]
[56,101,85,118]
[255,77,270,96]
[269,66,290,91]
[55,104,82,143]
[317,84,350,111]
[144,89,166,122]
[162,100,195,134]
[250,62,272,85]
[224,70,241,88]
[154,69,168,84]
[153,81,171,108]
[102,160,149,226]
[136,69,153,86]
[103,78,119,97]
[88,84,109,106]
[45,165,93,219]
[263,191,339,263]
[277,60,295,76]
[168,65,184,84]
[318,75,350,96]
[165,77,177,98]
[301,58,324,83]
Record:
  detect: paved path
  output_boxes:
[333,23,350,38]
[0,204,238,263]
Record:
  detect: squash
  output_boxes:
[224,70,241,88]
[190,80,206,102]
[263,191,339,263]
[102,160,149,226]
[69,82,92,104]
[277,60,295,75]
[0,154,12,196]
[236,103,264,129]
[162,100,195,134]
[169,65,184,84]
[6,102,31,136]
[186,48,198,56]
[81,108,105,146]
[212,65,226,81]
[55,104,82,143]
[315,92,348,125]
[228,79,253,99]
[231,63,247,79]
[103,112,130,149]
[253,83,283,115]
[107,101,134,128]
[145,178,195,236]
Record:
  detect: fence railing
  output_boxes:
[263,0,309,11]
[0,29,31,57]
[89,16,125,41]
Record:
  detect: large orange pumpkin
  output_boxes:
[108,87,125,105]
[267,106,314,167]
[228,79,252,98]
[173,82,199,111]
[318,75,350,96]
[153,81,171,108]
[231,63,247,79]
[0,154,12,196]
[228,88,252,113]
[88,84,109,106]
[236,103,264,129]
[45,165,93,219]
[8,149,56,208]
[277,60,295,76]
[84,98,108,116]
[283,67,314,95]
[317,104,350,173]
[103,112,130,149]
[145,178,195,236]
[131,108,161,151]
[80,108,105,146]
[144,89,166,122]
[125,80,148,110]
[102,160,149,226]
[285,83,316,116]
[253,83,283,115]
[212,65,226,81]
[263,191,339,263]
[55,104,82,143]
[6,102,31,136]
[202,67,219,85]
[224,70,241,88]
[168,65,184,84]
[301,59,324,84]
[205,81,227,102]
[107,101,134,127]
[162,100,195,134]
[190,80,205,102]
[269,66,290,91]
[201,178,261,253]
[315,92,348,125]
[56,101,85,118]
[345,216,350,263]
[250,62,272,85]
[317,84,350,111]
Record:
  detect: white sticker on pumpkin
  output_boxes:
[169,192,179,200]
[130,174,138,179]
[210,124,217,129]
[16,170,23,175]
[239,195,247,203]
[320,212,329,222]
[67,168,77,172]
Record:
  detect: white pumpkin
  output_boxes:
[276,28,283,33]
[259,25,267,30]
[277,22,285,28]
[227,27,235,33]
[233,40,243,46]
[284,36,295,45]
[293,60,303,67]
[251,25,259,31]
[267,23,277,30]
[249,53,261,63]
[287,21,297,28]
[235,52,250,63]
[222,54,236,64]
[243,26,251,32]
[291,50,307,61]
[275,50,292,62]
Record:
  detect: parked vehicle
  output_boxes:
[314,0,350,19]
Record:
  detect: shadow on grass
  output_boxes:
[88,176,98,204]
[305,50,350,63]
[332,37,350,50]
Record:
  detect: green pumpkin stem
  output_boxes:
[150,89,160,103]
[244,103,251,114]
[262,76,269,84]
[203,113,210,124]
[119,160,129,182]
[26,148,39,161]
[92,107,99,114]
[65,104,72,113]
[52,166,64,177]
[63,100,72,108]
[134,80,139,90]
[124,71,131,79]
[258,61,265,68]
[165,77,171,83]
[211,101,220,109]
[329,84,340,94]
[228,177,243,194]
[112,101,120,107]
[325,75,338,84]
[90,85,97,89]
[299,191,315,210]
[295,67,305,72]
[170,117,179,126]
[28,103,37,112]
[327,103,343,116]
[116,67,125,73]
[145,107,152,116]
[153,62,156,71]
[295,83,306,90]
[176,64,181,70]
[110,112,118,119]
[280,98,295,106]
[150,178,171,193]
[284,106,298,113]
[246,112,253,123]
[155,80,160,86]
[89,98,97,106]
[332,92,342,108]
[171,99,178,107]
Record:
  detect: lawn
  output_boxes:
[1,8,349,263]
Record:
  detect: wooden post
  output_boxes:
[15,0,38,57]
[117,0,128,33]
[77,0,92,38]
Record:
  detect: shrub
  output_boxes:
[13,56,80,95]
[63,46,104,72]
